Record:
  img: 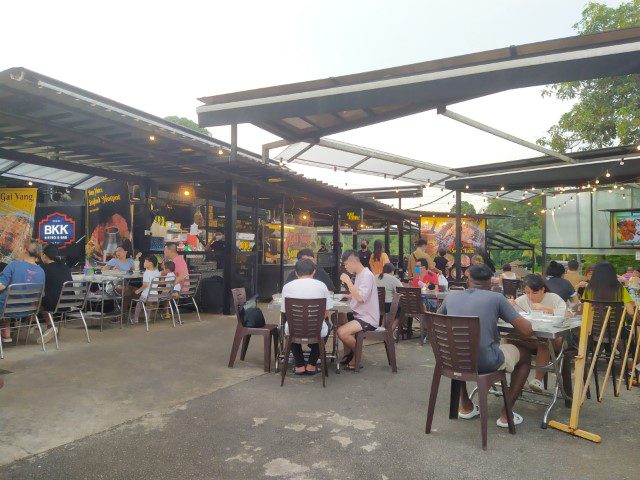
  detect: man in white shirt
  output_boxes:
[281,259,333,375]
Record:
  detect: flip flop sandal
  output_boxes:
[305,368,320,375]
[344,364,363,371]
[458,404,480,419]
[496,412,523,428]
[339,353,353,365]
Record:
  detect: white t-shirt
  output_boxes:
[281,278,333,337]
[165,272,180,291]
[515,291,567,316]
[501,272,517,280]
[141,269,161,298]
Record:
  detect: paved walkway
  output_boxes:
[1,310,639,479]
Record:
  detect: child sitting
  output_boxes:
[161,261,181,321]
[131,256,161,324]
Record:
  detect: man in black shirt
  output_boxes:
[434,248,449,276]
[40,245,72,311]
[284,249,335,293]
[358,239,371,270]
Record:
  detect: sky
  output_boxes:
[1,0,627,211]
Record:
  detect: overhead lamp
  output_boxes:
[180,185,195,198]
[503,207,507,211]
[620,159,625,165]
[465,185,469,189]
[302,214,308,220]
[427,179,431,187]
[527,201,531,205]
[592,187,597,192]
[619,186,624,191]
[636,145,640,151]
[218,148,225,155]
[500,186,505,191]
[623,193,627,199]
[148,134,156,142]
[359,223,365,228]
[540,209,546,213]
[595,178,600,184]
[27,181,33,186]
[587,183,591,188]
[531,186,535,191]
[605,171,611,178]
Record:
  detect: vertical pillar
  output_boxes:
[223,179,237,315]
[253,195,259,297]
[384,221,390,254]
[332,208,341,290]
[398,220,404,278]
[279,195,285,291]
[541,194,547,273]
[223,124,238,315]
[455,190,462,280]
[352,229,358,250]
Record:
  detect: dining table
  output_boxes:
[73,271,143,329]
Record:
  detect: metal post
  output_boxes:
[541,194,547,273]
[455,190,462,280]
[384,221,390,254]
[205,199,210,248]
[223,179,237,315]
[253,195,259,298]
[332,208,341,290]
[353,229,358,250]
[398,220,404,278]
[279,195,285,291]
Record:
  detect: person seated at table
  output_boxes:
[0,240,46,344]
[102,246,134,272]
[412,258,438,289]
[131,256,161,324]
[437,265,533,427]
[376,262,402,313]
[163,243,189,292]
[280,258,333,375]
[284,249,335,293]
[407,239,435,281]
[545,261,579,304]
[511,274,566,393]
[160,260,181,320]
[576,264,594,297]
[369,240,390,277]
[498,263,516,285]
[563,259,586,289]
[337,250,379,371]
[39,245,72,343]
[582,261,635,317]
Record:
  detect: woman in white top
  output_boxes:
[511,274,566,393]
[376,263,403,312]
[498,263,517,285]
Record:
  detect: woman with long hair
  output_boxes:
[369,239,390,276]
[376,262,402,313]
[583,261,634,316]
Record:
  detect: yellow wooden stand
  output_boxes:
[548,302,602,443]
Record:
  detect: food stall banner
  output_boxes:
[86,181,132,263]
[611,211,640,248]
[420,216,486,264]
[34,205,85,258]
[0,188,37,263]
[262,224,318,265]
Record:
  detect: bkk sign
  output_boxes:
[38,212,76,247]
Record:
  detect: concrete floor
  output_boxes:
[1,308,639,479]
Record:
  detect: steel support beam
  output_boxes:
[439,107,576,164]
[455,190,462,280]
[223,124,238,315]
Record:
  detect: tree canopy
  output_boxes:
[164,116,212,137]
[449,200,476,215]
[538,1,640,151]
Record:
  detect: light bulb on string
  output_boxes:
[595,178,600,184]
[620,159,625,166]
[605,171,611,178]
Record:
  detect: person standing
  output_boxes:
[358,239,372,270]
[0,240,46,344]
[337,250,379,370]
[369,239,390,276]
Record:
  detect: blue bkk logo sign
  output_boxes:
[38,212,76,247]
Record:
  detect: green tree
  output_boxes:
[164,116,212,137]
[538,1,640,151]
[485,197,542,270]
[449,200,477,215]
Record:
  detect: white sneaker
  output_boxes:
[1,336,12,344]
[458,404,480,419]
[529,379,544,393]
[37,327,56,345]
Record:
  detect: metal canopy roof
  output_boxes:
[446,144,640,192]
[197,28,640,140]
[276,138,462,187]
[0,67,412,221]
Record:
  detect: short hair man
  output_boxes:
[284,249,335,293]
[281,258,333,375]
[358,239,371,269]
[337,249,380,370]
[563,258,586,289]
[0,240,46,344]
[163,243,189,292]
[437,264,533,427]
